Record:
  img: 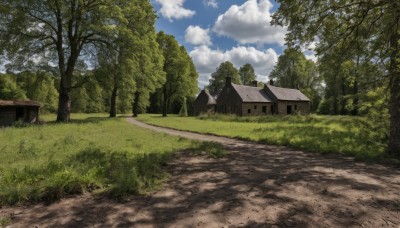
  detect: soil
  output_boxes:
[1,117,400,227]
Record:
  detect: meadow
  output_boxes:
[137,114,390,162]
[0,114,224,206]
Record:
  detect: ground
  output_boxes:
[1,118,400,227]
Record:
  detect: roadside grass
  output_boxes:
[137,114,390,162]
[0,113,225,206]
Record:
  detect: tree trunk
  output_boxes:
[56,79,71,122]
[162,85,167,117]
[388,28,400,157]
[352,54,360,116]
[133,92,140,117]
[109,86,117,118]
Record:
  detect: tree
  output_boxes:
[16,71,58,113]
[156,32,198,117]
[239,63,256,86]
[208,61,240,96]
[132,25,165,117]
[272,0,400,156]
[0,74,27,100]
[269,48,322,111]
[0,0,150,122]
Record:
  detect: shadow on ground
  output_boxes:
[4,120,400,227]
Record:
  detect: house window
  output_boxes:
[248,109,251,114]
[254,105,257,109]
[271,105,275,114]
[262,106,267,113]
[295,105,297,110]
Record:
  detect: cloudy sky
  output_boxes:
[151,0,315,88]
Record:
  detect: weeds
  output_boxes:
[0,217,11,227]
[192,141,227,158]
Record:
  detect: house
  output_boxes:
[193,89,217,115]
[216,77,274,116]
[194,77,310,116]
[264,82,310,115]
[0,100,41,126]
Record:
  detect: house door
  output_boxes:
[16,107,24,120]
[287,105,292,114]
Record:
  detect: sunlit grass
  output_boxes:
[137,114,387,161]
[0,113,224,205]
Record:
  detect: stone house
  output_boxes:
[0,100,41,126]
[194,77,310,116]
[193,89,216,115]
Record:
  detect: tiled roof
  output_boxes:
[265,84,310,101]
[0,100,41,107]
[231,84,273,103]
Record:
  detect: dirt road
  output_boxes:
[2,117,400,227]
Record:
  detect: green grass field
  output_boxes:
[0,114,224,206]
[137,114,389,162]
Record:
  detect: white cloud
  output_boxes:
[155,0,195,21]
[189,45,278,88]
[203,0,218,8]
[303,41,318,62]
[185,26,212,46]
[213,0,287,45]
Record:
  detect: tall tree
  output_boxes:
[272,0,400,156]
[208,61,240,96]
[0,0,149,122]
[132,25,165,117]
[156,32,198,117]
[239,63,256,86]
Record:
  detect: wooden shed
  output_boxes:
[0,100,41,126]
[193,90,217,115]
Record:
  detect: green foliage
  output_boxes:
[269,48,322,111]
[239,63,256,86]
[0,113,202,205]
[0,0,160,121]
[355,87,389,152]
[0,74,27,100]
[155,32,199,116]
[208,61,240,96]
[272,0,400,154]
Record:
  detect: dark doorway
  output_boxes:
[16,107,24,120]
[287,105,292,114]
[262,106,267,113]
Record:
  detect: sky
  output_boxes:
[150,0,316,89]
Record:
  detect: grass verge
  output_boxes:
[137,114,392,162]
[0,114,225,206]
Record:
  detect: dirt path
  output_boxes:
[2,117,400,227]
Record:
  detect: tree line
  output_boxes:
[0,0,198,118]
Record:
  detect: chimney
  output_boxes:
[225,76,232,85]
[252,80,258,87]
[269,79,274,86]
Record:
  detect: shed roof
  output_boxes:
[265,84,310,101]
[231,84,273,103]
[0,100,41,107]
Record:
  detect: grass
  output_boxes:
[137,114,390,162]
[0,113,225,206]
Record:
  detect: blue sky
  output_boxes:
[150,0,315,88]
